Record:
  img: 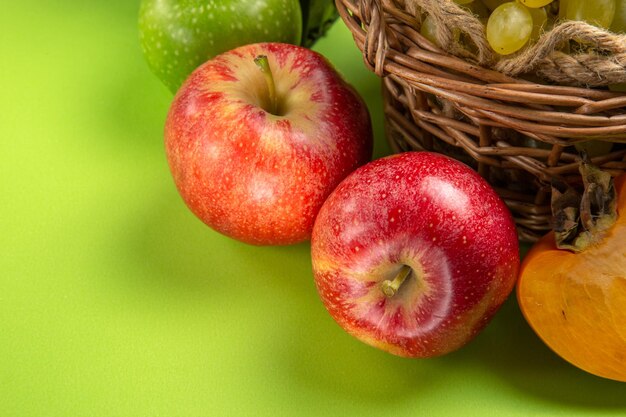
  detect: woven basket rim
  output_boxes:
[338,0,626,141]
[340,0,626,86]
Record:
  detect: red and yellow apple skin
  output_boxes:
[165,43,373,245]
[311,152,520,357]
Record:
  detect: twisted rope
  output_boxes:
[395,0,626,86]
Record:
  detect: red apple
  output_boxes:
[311,152,520,357]
[165,43,373,245]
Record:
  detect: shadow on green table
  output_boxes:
[127,193,626,411]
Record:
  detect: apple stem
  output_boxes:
[381,265,412,298]
[254,55,278,115]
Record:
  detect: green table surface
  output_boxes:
[1,2,625,416]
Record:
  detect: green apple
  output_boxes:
[139,0,302,93]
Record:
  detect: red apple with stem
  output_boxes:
[165,43,373,245]
[311,152,520,357]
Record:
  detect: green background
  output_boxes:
[1,2,625,416]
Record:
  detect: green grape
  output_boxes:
[518,0,553,8]
[558,0,569,20]
[481,0,507,12]
[566,0,616,28]
[527,6,548,41]
[610,0,626,32]
[487,2,533,55]
[420,15,460,47]
[454,0,475,4]
[420,15,439,46]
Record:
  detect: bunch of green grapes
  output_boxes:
[414,0,626,90]
[434,0,626,56]
[420,0,626,90]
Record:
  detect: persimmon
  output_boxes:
[517,172,626,382]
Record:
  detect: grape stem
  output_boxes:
[254,55,278,115]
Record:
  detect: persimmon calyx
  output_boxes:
[551,162,617,252]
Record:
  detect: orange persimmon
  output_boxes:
[517,174,626,382]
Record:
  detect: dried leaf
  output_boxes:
[551,163,618,252]
[579,162,617,233]
[551,178,581,248]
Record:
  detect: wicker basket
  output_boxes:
[337,0,626,241]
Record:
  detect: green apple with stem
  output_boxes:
[139,0,302,92]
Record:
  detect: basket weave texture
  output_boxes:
[337,0,626,241]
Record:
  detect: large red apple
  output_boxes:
[165,43,372,245]
[311,152,520,357]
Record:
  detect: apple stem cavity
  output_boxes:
[254,55,279,115]
[381,265,412,298]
